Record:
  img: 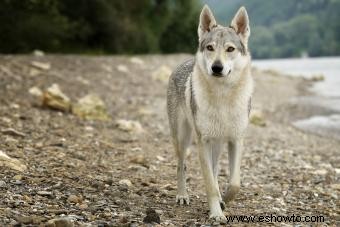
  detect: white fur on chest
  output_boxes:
[186,69,252,141]
[196,89,248,140]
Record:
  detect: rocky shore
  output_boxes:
[0,54,338,226]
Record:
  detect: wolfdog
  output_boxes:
[167,5,253,222]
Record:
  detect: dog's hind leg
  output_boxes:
[172,113,192,205]
[223,139,242,203]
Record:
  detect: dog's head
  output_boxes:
[196,5,250,82]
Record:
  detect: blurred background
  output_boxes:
[0,0,339,59]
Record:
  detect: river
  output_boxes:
[253,57,340,140]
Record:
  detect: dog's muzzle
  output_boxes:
[211,62,223,76]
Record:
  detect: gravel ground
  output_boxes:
[0,54,339,226]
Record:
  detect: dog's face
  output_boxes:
[196,5,250,82]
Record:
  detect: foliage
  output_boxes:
[0,0,200,54]
[0,0,339,58]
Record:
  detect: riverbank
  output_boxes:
[0,55,338,226]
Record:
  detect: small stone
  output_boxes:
[130,154,149,167]
[1,128,26,138]
[162,184,175,191]
[47,218,74,227]
[17,216,34,224]
[313,169,328,175]
[29,68,41,76]
[119,215,129,223]
[37,191,53,196]
[116,119,144,133]
[29,86,43,97]
[156,155,165,161]
[152,65,172,82]
[117,64,129,73]
[72,94,110,121]
[131,147,142,152]
[250,110,266,127]
[78,203,88,209]
[16,216,44,225]
[67,194,82,204]
[0,150,27,172]
[119,179,133,187]
[33,50,45,57]
[12,180,23,185]
[330,184,340,191]
[31,61,51,70]
[155,209,163,215]
[0,180,6,187]
[143,208,160,224]
[130,57,144,65]
[42,84,71,112]
[13,175,23,180]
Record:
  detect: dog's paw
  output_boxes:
[176,194,190,205]
[219,200,226,211]
[209,213,227,224]
[223,185,240,203]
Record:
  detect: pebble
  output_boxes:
[0,150,27,172]
[31,61,51,70]
[0,180,6,187]
[37,191,53,196]
[116,119,144,134]
[119,179,132,187]
[78,203,88,209]
[12,180,23,185]
[152,65,172,83]
[42,83,71,112]
[1,128,26,137]
[67,194,82,204]
[46,217,74,227]
[13,175,23,180]
[143,208,160,224]
[129,154,149,167]
[130,57,144,65]
[117,64,129,73]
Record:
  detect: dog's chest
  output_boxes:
[199,102,241,138]
[192,86,248,140]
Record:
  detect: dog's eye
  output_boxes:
[227,47,235,52]
[206,45,214,51]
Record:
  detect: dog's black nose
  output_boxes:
[211,62,223,74]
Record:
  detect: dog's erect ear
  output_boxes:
[231,6,250,46]
[198,5,217,40]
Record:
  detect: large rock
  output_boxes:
[42,84,71,112]
[72,94,110,121]
[0,150,27,172]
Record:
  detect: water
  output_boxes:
[252,57,340,140]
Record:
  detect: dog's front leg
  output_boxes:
[223,139,242,203]
[211,140,225,210]
[198,139,226,223]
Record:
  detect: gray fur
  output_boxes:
[199,27,246,55]
[167,58,195,135]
